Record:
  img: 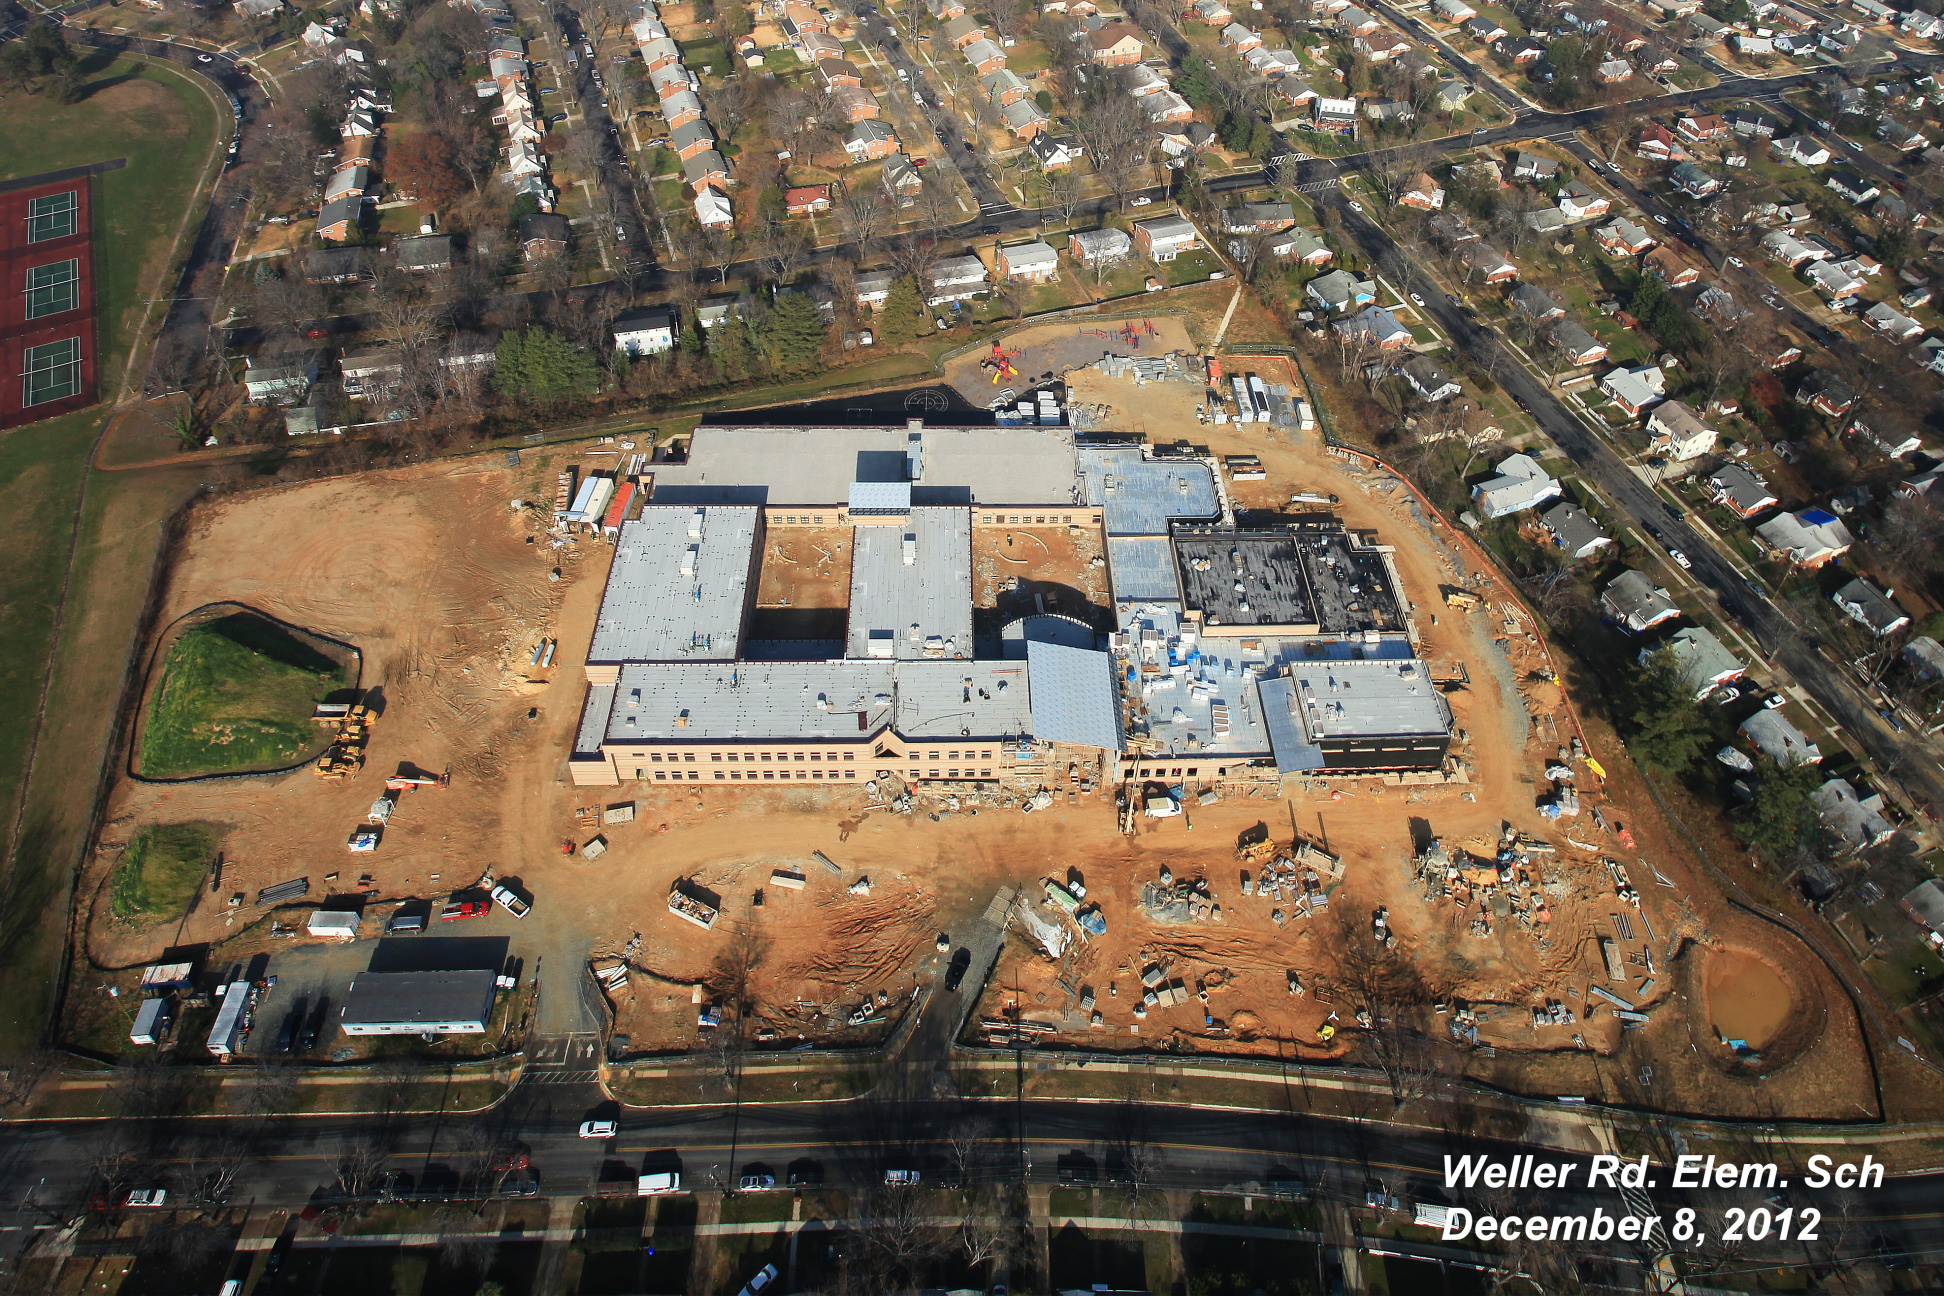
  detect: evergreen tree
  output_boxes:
[761,292,828,373]
[681,314,707,355]
[711,317,757,380]
[1625,649,1713,773]
[1248,122,1273,158]
[1733,759,1825,856]
[881,274,929,341]
[494,327,600,404]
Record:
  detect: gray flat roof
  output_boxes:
[576,682,617,755]
[653,424,1082,507]
[587,506,758,664]
[846,509,974,659]
[1287,658,1452,742]
[1026,640,1123,750]
[1173,528,1406,633]
[1112,603,1274,760]
[1075,447,1221,536]
[341,969,498,1030]
[1258,674,1327,772]
[1106,536,1182,602]
[602,660,1035,742]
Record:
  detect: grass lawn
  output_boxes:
[109,822,216,921]
[1164,248,1223,286]
[138,611,349,777]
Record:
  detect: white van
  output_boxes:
[638,1171,682,1195]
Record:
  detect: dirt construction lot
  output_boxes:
[72,408,1881,1117]
[941,317,1198,405]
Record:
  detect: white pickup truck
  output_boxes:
[491,885,530,919]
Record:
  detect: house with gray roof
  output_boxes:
[1815,778,1896,851]
[1601,569,1680,632]
[1471,452,1561,518]
[1707,464,1778,518]
[1831,578,1910,636]
[1540,502,1612,559]
[1740,708,1821,766]
[1658,626,1744,699]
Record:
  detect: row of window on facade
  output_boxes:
[634,747,999,763]
[642,767,994,781]
[765,513,1087,526]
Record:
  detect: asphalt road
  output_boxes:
[552,5,653,276]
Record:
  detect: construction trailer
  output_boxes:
[307,909,361,940]
[206,979,253,1057]
[129,998,170,1046]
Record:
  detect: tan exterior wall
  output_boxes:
[574,733,1018,787]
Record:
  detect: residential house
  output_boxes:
[818,57,864,87]
[1464,15,1509,40]
[323,166,369,205]
[1143,90,1194,124]
[1355,32,1412,60]
[785,185,832,216]
[1770,135,1831,165]
[1541,502,1612,559]
[1878,119,1931,152]
[1906,635,1944,679]
[1283,230,1334,265]
[1797,369,1855,417]
[695,185,733,229]
[1596,58,1631,82]
[1904,7,1944,37]
[1677,112,1729,141]
[1334,304,1412,348]
[1432,0,1476,19]
[1457,241,1516,283]
[1525,207,1570,237]
[682,149,731,191]
[1602,569,1681,632]
[1695,286,1752,326]
[304,247,372,285]
[1030,134,1084,169]
[649,63,693,98]
[1509,283,1566,323]
[316,195,362,242]
[392,234,452,274]
[1087,26,1145,64]
[670,120,719,161]
[519,212,570,260]
[1190,0,1234,23]
[1556,180,1609,222]
[831,85,881,122]
[640,37,681,70]
[1635,123,1686,160]
[1223,202,1297,233]
[1646,400,1716,461]
[1434,79,1473,110]
[1512,151,1559,182]
[783,2,826,31]
[1222,21,1264,51]
[1756,507,1854,566]
[923,0,966,17]
[1546,318,1609,366]
[1402,354,1460,401]
[242,352,318,404]
[1003,99,1053,137]
[1337,6,1381,34]
[1429,212,1480,246]
[881,154,925,205]
[1660,626,1746,699]
[1311,97,1359,135]
[338,344,404,399]
[1815,779,1897,852]
[1740,709,1822,766]
[942,14,985,46]
[1642,245,1700,285]
[1732,32,1774,53]
[854,270,896,311]
[1761,230,1820,266]
[1596,218,1656,257]
[1636,44,1680,74]
[1366,99,1415,123]
[1708,464,1779,517]
[662,90,705,129]
[1805,258,1866,298]
[845,120,900,161]
[1601,365,1665,416]
[1832,578,1911,636]
[927,254,990,304]
[1669,161,1721,198]
[1492,36,1539,64]
[233,0,284,15]
[1305,268,1378,312]
[1828,170,1881,204]
[1127,65,1171,97]
[983,69,1030,105]
[1471,453,1563,518]
[1070,226,1133,266]
[1865,301,1925,340]
[1400,172,1445,210]
[1727,109,1781,137]
[964,37,1009,74]
[1133,214,1200,262]
[799,30,844,60]
[1245,47,1302,76]
[998,241,1060,281]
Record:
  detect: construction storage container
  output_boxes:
[129,998,169,1046]
[307,909,361,940]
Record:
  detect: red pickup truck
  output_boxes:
[440,898,488,922]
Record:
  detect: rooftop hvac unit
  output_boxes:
[687,508,706,539]
[906,431,924,481]
[868,630,896,658]
[680,544,698,576]
[903,534,917,565]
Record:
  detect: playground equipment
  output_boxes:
[980,341,1022,383]
[1079,319,1159,349]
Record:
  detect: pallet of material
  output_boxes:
[812,851,841,874]
[255,878,309,907]
[770,869,807,890]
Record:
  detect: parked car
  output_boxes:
[580,1120,618,1139]
[123,1190,168,1208]
[1669,549,1691,569]
[739,1264,780,1296]
[1129,196,1152,207]
[738,1174,777,1190]
[885,1169,921,1185]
